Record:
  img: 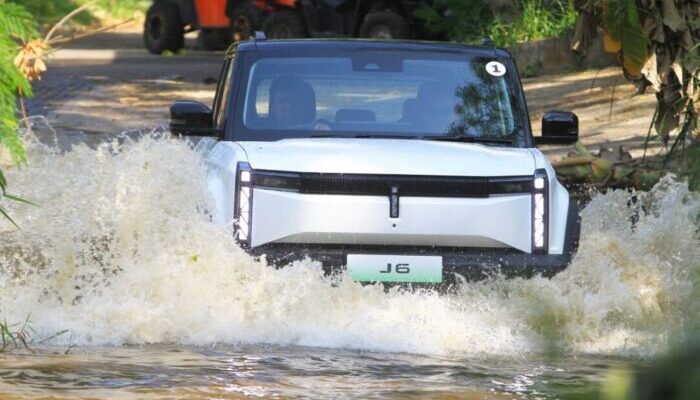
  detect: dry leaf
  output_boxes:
[661,0,686,32]
[14,39,48,81]
[641,52,661,92]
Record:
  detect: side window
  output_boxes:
[213,58,235,129]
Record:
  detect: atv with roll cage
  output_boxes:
[144,0,445,54]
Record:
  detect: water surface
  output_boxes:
[1,344,631,399]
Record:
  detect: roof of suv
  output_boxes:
[226,38,512,60]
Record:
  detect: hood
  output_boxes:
[237,138,536,176]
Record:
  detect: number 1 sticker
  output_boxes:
[486,61,506,77]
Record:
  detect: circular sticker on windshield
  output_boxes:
[485,61,506,77]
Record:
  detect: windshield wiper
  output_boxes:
[309,134,356,138]
[357,134,417,139]
[423,135,514,144]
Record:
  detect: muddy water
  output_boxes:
[0,128,697,398]
[0,345,633,399]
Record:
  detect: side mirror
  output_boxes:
[535,111,578,145]
[170,100,221,137]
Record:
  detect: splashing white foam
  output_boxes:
[1,132,698,357]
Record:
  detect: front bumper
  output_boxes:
[252,244,573,281]
[249,201,581,283]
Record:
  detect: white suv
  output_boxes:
[170,35,581,284]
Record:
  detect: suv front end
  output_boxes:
[174,38,581,285]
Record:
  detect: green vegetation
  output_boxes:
[584,0,698,134]
[565,0,699,190]
[0,0,35,163]
[414,0,493,44]
[101,0,150,19]
[0,315,32,352]
[9,0,148,27]
[0,0,37,158]
[490,0,577,47]
[415,0,578,47]
[8,0,93,25]
[557,344,700,399]
[0,0,37,226]
[1,314,71,353]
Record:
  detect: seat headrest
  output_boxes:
[269,76,317,125]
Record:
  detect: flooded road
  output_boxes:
[0,128,697,398]
[0,345,631,399]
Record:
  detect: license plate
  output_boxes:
[347,255,443,283]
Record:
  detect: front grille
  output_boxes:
[253,171,533,197]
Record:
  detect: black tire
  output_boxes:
[229,3,260,42]
[359,11,409,40]
[144,1,185,54]
[263,10,307,39]
[199,28,231,51]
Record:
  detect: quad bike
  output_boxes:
[144,0,444,54]
[262,0,444,40]
[144,0,282,53]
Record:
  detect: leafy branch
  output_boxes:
[0,0,37,165]
[0,0,38,228]
[570,0,699,189]
[1,1,128,227]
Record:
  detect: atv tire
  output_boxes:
[359,11,409,40]
[144,1,184,54]
[199,28,231,51]
[263,10,307,39]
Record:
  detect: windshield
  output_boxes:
[232,48,527,145]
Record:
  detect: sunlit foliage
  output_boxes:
[0,0,36,224]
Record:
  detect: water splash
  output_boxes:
[1,131,698,357]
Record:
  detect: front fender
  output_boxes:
[204,141,248,226]
[530,148,574,255]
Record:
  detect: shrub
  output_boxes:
[9,0,93,26]
[490,0,578,47]
[416,0,578,47]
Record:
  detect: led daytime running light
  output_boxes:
[234,162,253,247]
[532,169,548,253]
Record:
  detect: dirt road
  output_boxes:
[26,27,220,146]
[29,25,658,158]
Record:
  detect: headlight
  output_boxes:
[234,162,253,247]
[532,169,548,253]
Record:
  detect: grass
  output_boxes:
[415,0,578,48]
[100,0,150,19]
[490,0,578,47]
[0,314,72,353]
[0,315,34,352]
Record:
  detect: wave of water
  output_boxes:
[1,129,698,357]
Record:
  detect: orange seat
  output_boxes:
[194,0,229,28]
